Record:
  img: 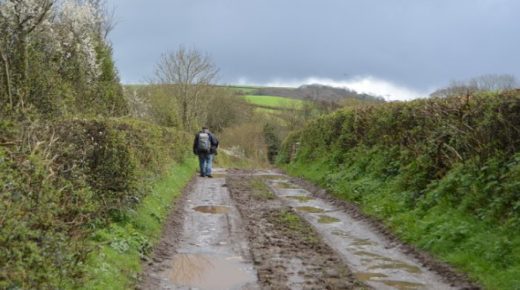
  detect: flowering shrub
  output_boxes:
[0,0,126,116]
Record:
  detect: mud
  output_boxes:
[317,215,341,224]
[168,253,255,289]
[226,173,366,289]
[285,175,482,290]
[193,205,230,214]
[139,169,259,290]
[295,206,326,213]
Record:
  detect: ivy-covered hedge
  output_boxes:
[0,118,190,289]
[278,90,520,289]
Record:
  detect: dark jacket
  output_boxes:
[193,131,219,155]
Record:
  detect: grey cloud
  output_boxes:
[107,0,520,93]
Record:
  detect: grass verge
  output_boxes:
[82,159,196,290]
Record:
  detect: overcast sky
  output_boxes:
[106,0,520,100]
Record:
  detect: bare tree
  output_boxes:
[153,46,219,130]
[468,74,517,92]
[431,74,518,98]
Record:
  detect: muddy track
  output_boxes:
[226,174,366,289]
[288,177,481,290]
[139,169,259,289]
[139,168,479,290]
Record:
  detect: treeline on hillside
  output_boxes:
[430,74,518,98]
[255,84,385,104]
[278,90,520,289]
[0,1,191,289]
[208,84,385,165]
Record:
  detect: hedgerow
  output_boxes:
[279,90,520,289]
[0,118,190,289]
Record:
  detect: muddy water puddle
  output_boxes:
[351,238,378,246]
[193,205,230,214]
[284,195,315,202]
[369,262,422,274]
[295,206,325,213]
[380,280,425,290]
[318,215,341,224]
[355,271,388,280]
[272,181,299,189]
[168,253,256,290]
[354,251,394,261]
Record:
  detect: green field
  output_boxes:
[243,95,305,109]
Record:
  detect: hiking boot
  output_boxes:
[207,175,213,178]
[200,174,205,177]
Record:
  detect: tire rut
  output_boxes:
[226,173,368,290]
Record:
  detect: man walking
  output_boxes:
[193,126,219,178]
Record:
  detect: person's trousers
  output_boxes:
[198,153,213,176]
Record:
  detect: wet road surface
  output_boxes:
[143,168,463,290]
[147,168,259,290]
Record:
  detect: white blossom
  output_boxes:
[0,0,104,80]
[55,0,102,80]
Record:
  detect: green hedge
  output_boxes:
[279,90,520,289]
[0,118,191,289]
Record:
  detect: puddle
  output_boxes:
[331,230,352,238]
[285,196,314,202]
[379,280,425,290]
[354,251,388,258]
[168,253,255,290]
[354,251,396,262]
[355,272,388,281]
[295,206,325,213]
[193,205,230,214]
[317,215,340,224]
[274,181,298,189]
[351,238,378,247]
[369,262,422,274]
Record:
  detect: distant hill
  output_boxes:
[254,84,385,103]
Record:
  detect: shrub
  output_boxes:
[0,118,190,289]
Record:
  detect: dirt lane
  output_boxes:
[141,168,476,290]
[140,168,259,290]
